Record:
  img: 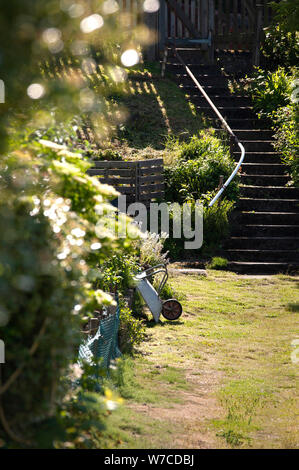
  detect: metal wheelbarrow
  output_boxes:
[134,263,183,323]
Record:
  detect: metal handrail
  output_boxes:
[172,49,246,207]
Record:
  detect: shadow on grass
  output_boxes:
[287,303,299,312]
[116,63,209,150]
[144,318,184,328]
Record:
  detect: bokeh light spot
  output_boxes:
[121,49,139,67]
[143,0,160,13]
[27,83,45,100]
[80,14,104,33]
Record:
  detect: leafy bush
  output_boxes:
[207,257,229,270]
[270,0,299,34]
[247,65,298,186]
[203,196,235,251]
[118,304,146,354]
[97,254,139,294]
[272,104,299,186]
[262,25,299,70]
[163,197,235,259]
[164,133,239,204]
[0,143,138,446]
[247,67,293,118]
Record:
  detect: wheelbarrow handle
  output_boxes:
[142,265,168,295]
[143,263,168,277]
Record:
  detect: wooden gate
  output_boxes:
[118,1,275,62]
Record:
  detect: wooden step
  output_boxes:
[237,198,299,212]
[225,237,299,250]
[192,96,251,107]
[227,261,299,274]
[232,212,299,225]
[240,174,290,186]
[232,224,299,237]
[233,129,274,140]
[226,249,299,262]
[196,106,255,119]
[236,152,282,164]
[235,140,275,152]
[240,185,299,199]
[240,163,287,175]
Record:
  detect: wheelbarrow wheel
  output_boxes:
[162,299,182,321]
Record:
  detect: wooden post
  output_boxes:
[253,4,263,66]
[208,0,215,63]
[144,10,159,61]
[159,0,166,58]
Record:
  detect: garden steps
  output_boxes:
[167,53,299,274]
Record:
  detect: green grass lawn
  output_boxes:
[102,270,299,449]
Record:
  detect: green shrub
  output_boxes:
[272,104,299,186]
[247,67,293,118]
[207,257,229,270]
[164,133,239,204]
[163,197,235,259]
[97,254,139,294]
[262,25,299,70]
[247,65,298,186]
[203,198,235,251]
[0,144,138,446]
[118,304,146,354]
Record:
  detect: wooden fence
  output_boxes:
[87,159,165,207]
[119,0,275,61]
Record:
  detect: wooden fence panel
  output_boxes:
[87,159,165,206]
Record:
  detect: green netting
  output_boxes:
[78,296,121,372]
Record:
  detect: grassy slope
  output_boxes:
[102,270,299,449]
[109,62,209,161]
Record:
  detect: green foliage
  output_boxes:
[164,132,239,204]
[247,65,299,186]
[262,25,299,70]
[272,104,299,186]
[93,149,123,161]
[203,197,234,251]
[270,0,299,33]
[118,304,146,354]
[207,257,229,270]
[0,140,138,446]
[163,197,234,259]
[247,67,293,118]
[162,133,238,259]
[97,254,139,294]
